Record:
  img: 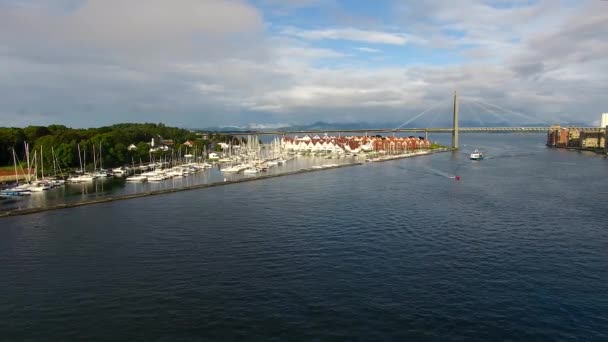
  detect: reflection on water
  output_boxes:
[1,156,359,212]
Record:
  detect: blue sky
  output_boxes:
[0,0,606,128]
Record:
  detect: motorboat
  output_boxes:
[470,149,484,160]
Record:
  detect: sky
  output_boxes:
[0,0,606,128]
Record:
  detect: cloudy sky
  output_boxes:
[0,0,606,128]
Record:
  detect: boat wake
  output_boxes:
[397,165,457,179]
[423,166,457,178]
[484,152,538,160]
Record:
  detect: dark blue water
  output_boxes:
[1,134,607,341]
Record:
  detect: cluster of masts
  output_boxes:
[1,135,360,197]
[217,136,291,175]
[0,142,216,196]
[123,146,214,183]
[1,142,67,195]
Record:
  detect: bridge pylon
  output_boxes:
[452,91,459,149]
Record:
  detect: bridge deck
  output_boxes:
[206,127,602,136]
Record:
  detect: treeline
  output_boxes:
[0,123,235,170]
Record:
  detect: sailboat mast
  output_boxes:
[99,141,103,170]
[25,142,31,182]
[12,148,19,185]
[33,150,38,181]
[93,144,97,171]
[40,146,44,179]
[78,143,83,173]
[51,146,57,176]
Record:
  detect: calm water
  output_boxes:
[1,134,607,341]
[0,155,356,212]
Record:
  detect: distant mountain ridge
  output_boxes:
[198,120,562,132]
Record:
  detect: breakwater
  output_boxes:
[0,163,360,218]
[0,149,454,218]
[368,148,454,163]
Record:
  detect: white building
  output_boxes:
[601,113,608,128]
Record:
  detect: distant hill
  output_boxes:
[197,121,399,132]
[198,120,560,132]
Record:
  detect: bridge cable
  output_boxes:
[465,98,526,125]
[465,99,512,124]
[464,97,550,125]
[394,98,450,130]
[460,100,486,127]
[425,104,444,128]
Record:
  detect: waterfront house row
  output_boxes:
[547,126,607,152]
[281,135,431,153]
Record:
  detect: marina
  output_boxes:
[1,133,444,214]
[0,162,360,217]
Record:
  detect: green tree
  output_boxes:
[23,126,51,143]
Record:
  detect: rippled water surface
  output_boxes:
[1,134,607,341]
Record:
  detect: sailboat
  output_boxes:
[93,142,112,178]
[125,157,148,182]
[1,148,32,197]
[68,144,96,183]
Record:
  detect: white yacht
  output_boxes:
[68,174,96,183]
[125,175,147,182]
[147,175,165,182]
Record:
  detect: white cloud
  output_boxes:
[0,0,605,127]
[281,27,423,45]
[196,83,225,94]
[355,47,381,53]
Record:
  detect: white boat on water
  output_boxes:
[147,175,165,182]
[126,175,147,182]
[29,182,51,192]
[50,179,66,187]
[1,188,31,196]
[470,149,484,160]
[243,168,259,175]
[68,174,96,183]
[221,165,242,173]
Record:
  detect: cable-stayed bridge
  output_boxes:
[210,92,602,148]
[216,126,601,135]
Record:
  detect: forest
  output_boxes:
[0,123,229,171]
